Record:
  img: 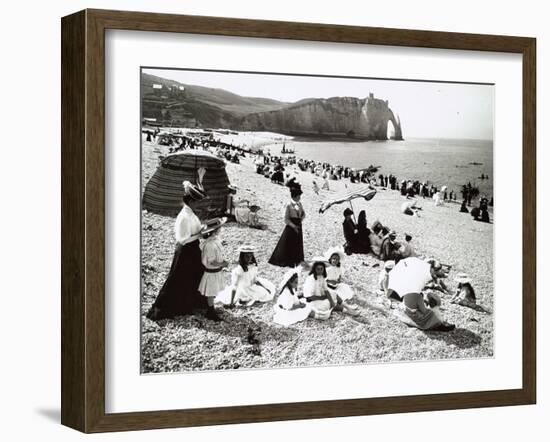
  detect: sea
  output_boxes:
[287,137,494,197]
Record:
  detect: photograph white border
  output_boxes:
[105,29,523,413]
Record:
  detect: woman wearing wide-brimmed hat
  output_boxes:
[146,181,209,320]
[268,185,305,267]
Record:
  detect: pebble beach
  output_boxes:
[140,139,494,373]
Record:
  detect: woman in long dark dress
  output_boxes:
[269,186,305,267]
[356,210,371,253]
[146,182,210,321]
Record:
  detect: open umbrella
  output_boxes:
[319,185,377,214]
[388,257,432,297]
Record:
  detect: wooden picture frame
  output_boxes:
[61,9,536,433]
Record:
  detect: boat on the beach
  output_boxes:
[357,165,381,174]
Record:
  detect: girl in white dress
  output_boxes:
[216,245,276,307]
[377,260,395,296]
[324,247,354,301]
[273,269,312,326]
[197,219,228,321]
[303,259,338,320]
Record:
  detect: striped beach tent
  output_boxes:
[142,150,232,218]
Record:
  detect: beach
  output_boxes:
[141,139,494,373]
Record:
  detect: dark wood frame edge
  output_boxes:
[61,8,536,433]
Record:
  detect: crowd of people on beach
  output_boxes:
[144,134,488,334]
[147,131,492,221]
[259,154,491,227]
[145,127,247,164]
[145,176,484,333]
[253,148,493,223]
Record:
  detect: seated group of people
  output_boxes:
[255,159,286,184]
[210,245,359,326]
[376,257,458,332]
[467,196,491,223]
[342,208,415,263]
[338,206,484,332]
[273,248,358,326]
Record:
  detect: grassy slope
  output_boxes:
[142,73,288,119]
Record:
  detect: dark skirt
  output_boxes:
[269,218,304,267]
[146,240,208,320]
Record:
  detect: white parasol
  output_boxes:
[388,257,432,297]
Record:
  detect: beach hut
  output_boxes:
[142,150,233,218]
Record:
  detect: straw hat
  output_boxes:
[384,260,396,270]
[200,217,227,236]
[454,272,472,284]
[278,267,301,291]
[324,246,346,263]
[238,244,256,254]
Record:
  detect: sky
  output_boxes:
[144,68,494,140]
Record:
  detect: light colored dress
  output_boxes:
[175,204,202,244]
[377,269,390,294]
[273,287,312,326]
[216,265,275,306]
[303,274,337,320]
[197,236,226,298]
[433,191,444,206]
[326,265,354,301]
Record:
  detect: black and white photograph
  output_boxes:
[140,67,494,374]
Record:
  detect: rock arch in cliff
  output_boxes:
[240,95,404,141]
[387,109,403,140]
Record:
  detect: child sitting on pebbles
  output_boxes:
[303,258,358,319]
[325,247,355,301]
[216,245,275,307]
[451,273,477,308]
[273,268,312,326]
